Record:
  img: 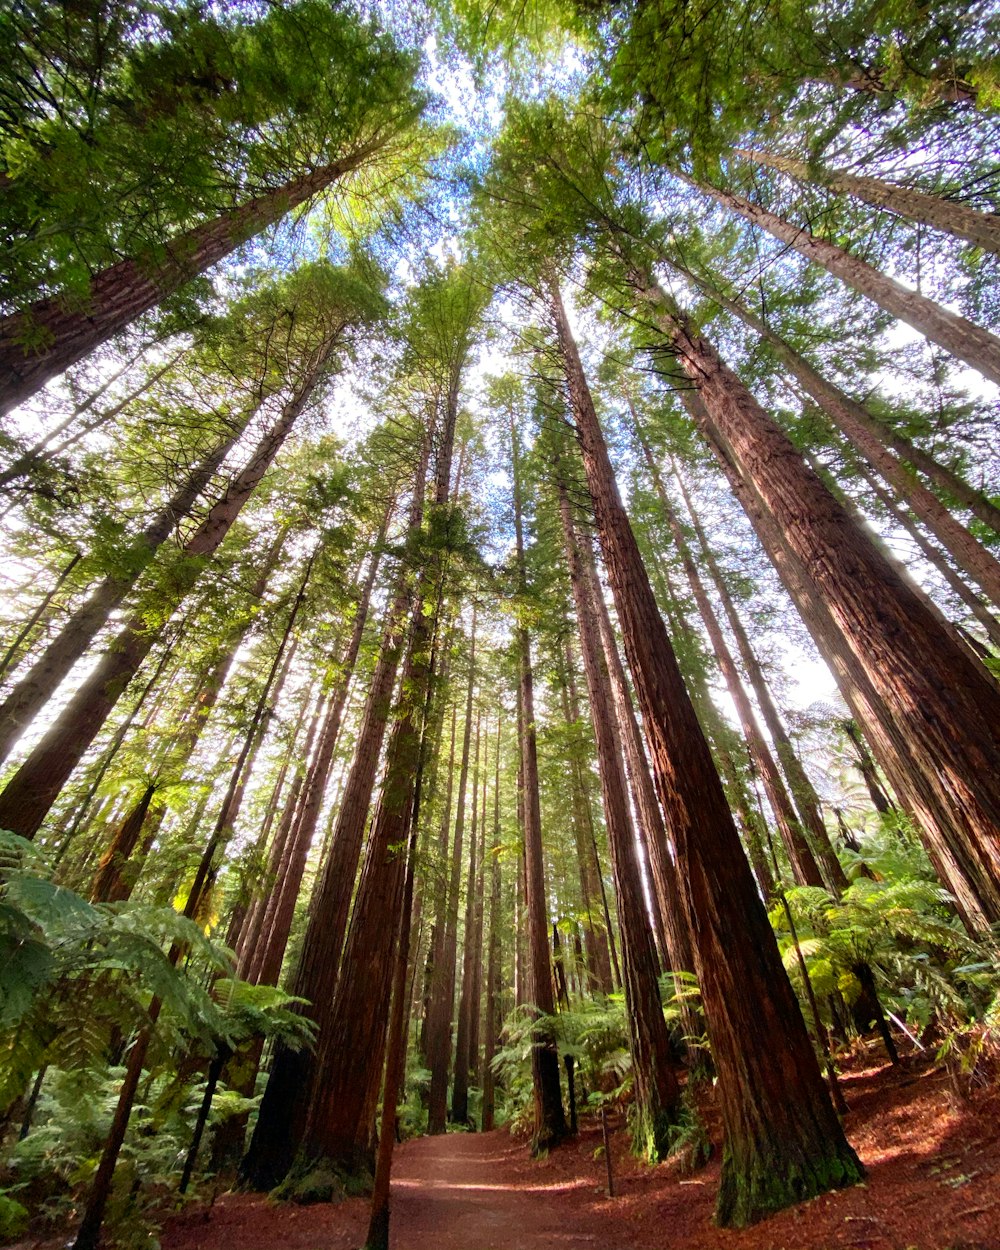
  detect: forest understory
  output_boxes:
[90,1047,1000,1250]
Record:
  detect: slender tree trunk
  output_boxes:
[848,454,1000,649]
[481,716,503,1133]
[661,478,827,888]
[302,417,458,1178]
[736,147,1000,260]
[301,589,434,1175]
[557,471,681,1156]
[0,145,379,415]
[558,645,615,992]
[0,418,247,764]
[0,550,81,680]
[240,441,430,1191]
[427,609,477,1133]
[468,728,488,1084]
[689,176,1000,386]
[511,413,566,1153]
[548,274,862,1225]
[629,261,1000,931]
[242,521,390,984]
[452,710,482,1124]
[683,265,1000,535]
[586,548,698,983]
[0,348,335,840]
[669,463,850,891]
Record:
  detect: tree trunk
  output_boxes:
[557,471,681,1157]
[0,550,81,680]
[452,710,482,1125]
[0,349,334,841]
[0,147,377,416]
[690,176,1000,387]
[0,417,247,764]
[848,454,1000,650]
[427,609,477,1133]
[662,477,827,888]
[684,265,1000,536]
[481,717,503,1133]
[557,644,615,993]
[302,579,436,1175]
[737,147,1000,260]
[511,414,567,1153]
[630,262,1000,932]
[587,547,699,987]
[669,463,850,892]
[240,443,429,1192]
[548,273,862,1225]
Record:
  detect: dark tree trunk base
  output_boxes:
[716,1133,864,1227]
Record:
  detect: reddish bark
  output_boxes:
[0,351,332,841]
[0,148,376,416]
[737,147,1000,260]
[631,263,1000,932]
[548,274,862,1225]
[557,472,681,1153]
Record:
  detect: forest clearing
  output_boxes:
[1,1,999,1249]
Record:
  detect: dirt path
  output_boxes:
[390,1130,608,1249]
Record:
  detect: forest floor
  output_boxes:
[152,1048,1000,1250]
[12,1047,1000,1250]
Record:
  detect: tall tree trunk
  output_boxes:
[680,263,1000,535]
[586,548,698,984]
[510,413,566,1153]
[547,274,862,1225]
[302,409,458,1178]
[0,145,380,415]
[557,471,681,1156]
[0,550,81,680]
[689,176,1000,386]
[557,645,615,993]
[301,585,435,1175]
[0,348,335,840]
[846,453,1000,649]
[240,459,428,1190]
[668,463,850,892]
[0,417,248,764]
[481,716,503,1133]
[660,475,827,888]
[629,261,1000,932]
[736,147,1000,259]
[451,710,482,1124]
[426,609,477,1133]
[468,728,488,1082]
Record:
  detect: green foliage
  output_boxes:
[769,875,998,1038]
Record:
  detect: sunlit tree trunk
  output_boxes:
[557,470,681,1155]
[689,176,1000,387]
[511,412,566,1152]
[548,273,862,1225]
[426,610,477,1133]
[630,260,1000,932]
[737,147,1000,259]
[0,146,379,415]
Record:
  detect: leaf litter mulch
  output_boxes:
[90,1050,1000,1249]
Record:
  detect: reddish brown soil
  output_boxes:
[156,1054,1000,1250]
